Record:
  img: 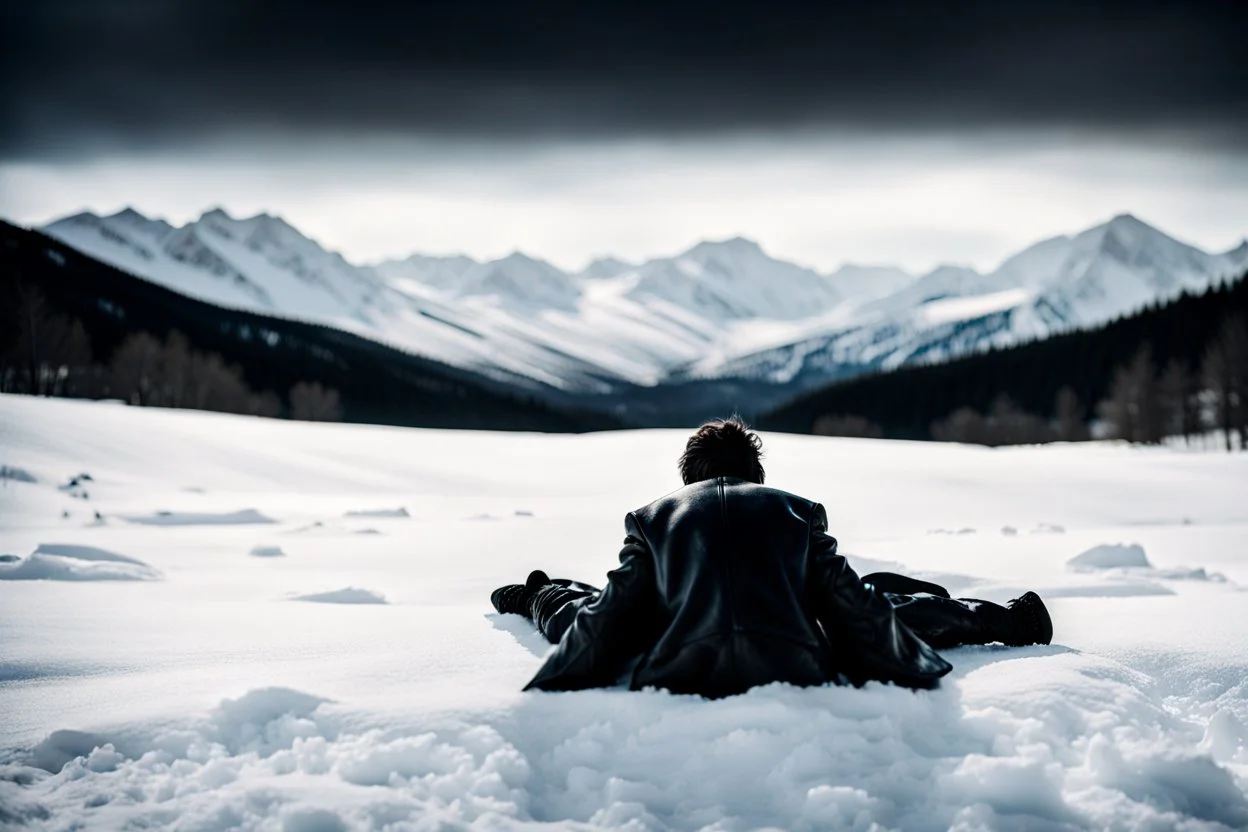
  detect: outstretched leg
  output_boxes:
[491,571,600,644]
[862,572,1052,648]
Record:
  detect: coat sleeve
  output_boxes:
[524,513,657,691]
[807,503,952,689]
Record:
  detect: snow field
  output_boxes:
[1,395,1247,830]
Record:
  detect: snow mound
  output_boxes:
[1201,709,1248,761]
[0,545,161,582]
[32,543,147,565]
[1068,543,1151,570]
[8,652,1248,831]
[122,509,276,526]
[343,508,409,518]
[291,588,387,605]
[248,545,286,558]
[209,687,332,756]
[1152,566,1228,582]
[1,464,37,483]
[28,729,115,773]
[1064,545,1229,586]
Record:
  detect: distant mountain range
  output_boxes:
[42,208,1248,418]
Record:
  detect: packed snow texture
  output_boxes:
[2,395,1247,830]
[43,209,1248,391]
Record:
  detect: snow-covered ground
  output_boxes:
[2,395,1247,830]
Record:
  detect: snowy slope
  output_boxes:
[42,210,1248,398]
[373,252,477,292]
[2,395,1247,830]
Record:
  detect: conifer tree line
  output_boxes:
[762,270,1248,450]
[1,283,343,421]
[924,314,1248,450]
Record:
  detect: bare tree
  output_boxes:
[812,414,884,438]
[1157,360,1198,444]
[187,352,252,413]
[931,407,986,444]
[248,390,283,418]
[3,285,93,396]
[289,381,343,422]
[158,330,194,408]
[1097,344,1162,444]
[109,332,164,405]
[1053,386,1089,442]
[985,394,1054,446]
[1201,315,1248,451]
[14,283,48,393]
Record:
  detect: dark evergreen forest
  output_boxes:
[760,271,1248,446]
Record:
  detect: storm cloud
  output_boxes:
[4,0,1246,159]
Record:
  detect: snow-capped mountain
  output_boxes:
[686,215,1248,386]
[41,208,1248,409]
[621,237,843,322]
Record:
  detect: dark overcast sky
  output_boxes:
[4,0,1246,159]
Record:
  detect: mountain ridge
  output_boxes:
[39,207,1248,416]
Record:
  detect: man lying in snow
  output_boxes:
[492,418,1052,697]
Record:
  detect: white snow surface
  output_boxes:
[2,395,1248,830]
[42,209,1248,393]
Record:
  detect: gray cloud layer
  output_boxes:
[4,0,1246,159]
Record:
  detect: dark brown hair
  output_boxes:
[678,417,765,485]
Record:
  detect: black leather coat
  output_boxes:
[525,477,952,697]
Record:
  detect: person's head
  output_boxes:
[678,417,765,485]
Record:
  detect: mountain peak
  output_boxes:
[689,236,765,257]
[200,206,233,222]
[1096,213,1167,244]
[580,256,636,280]
[56,210,102,225]
[494,250,559,271]
[110,207,149,222]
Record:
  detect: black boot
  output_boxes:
[955,593,1053,647]
[490,569,551,616]
[1004,592,1053,646]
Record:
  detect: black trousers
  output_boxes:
[527,572,1015,651]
